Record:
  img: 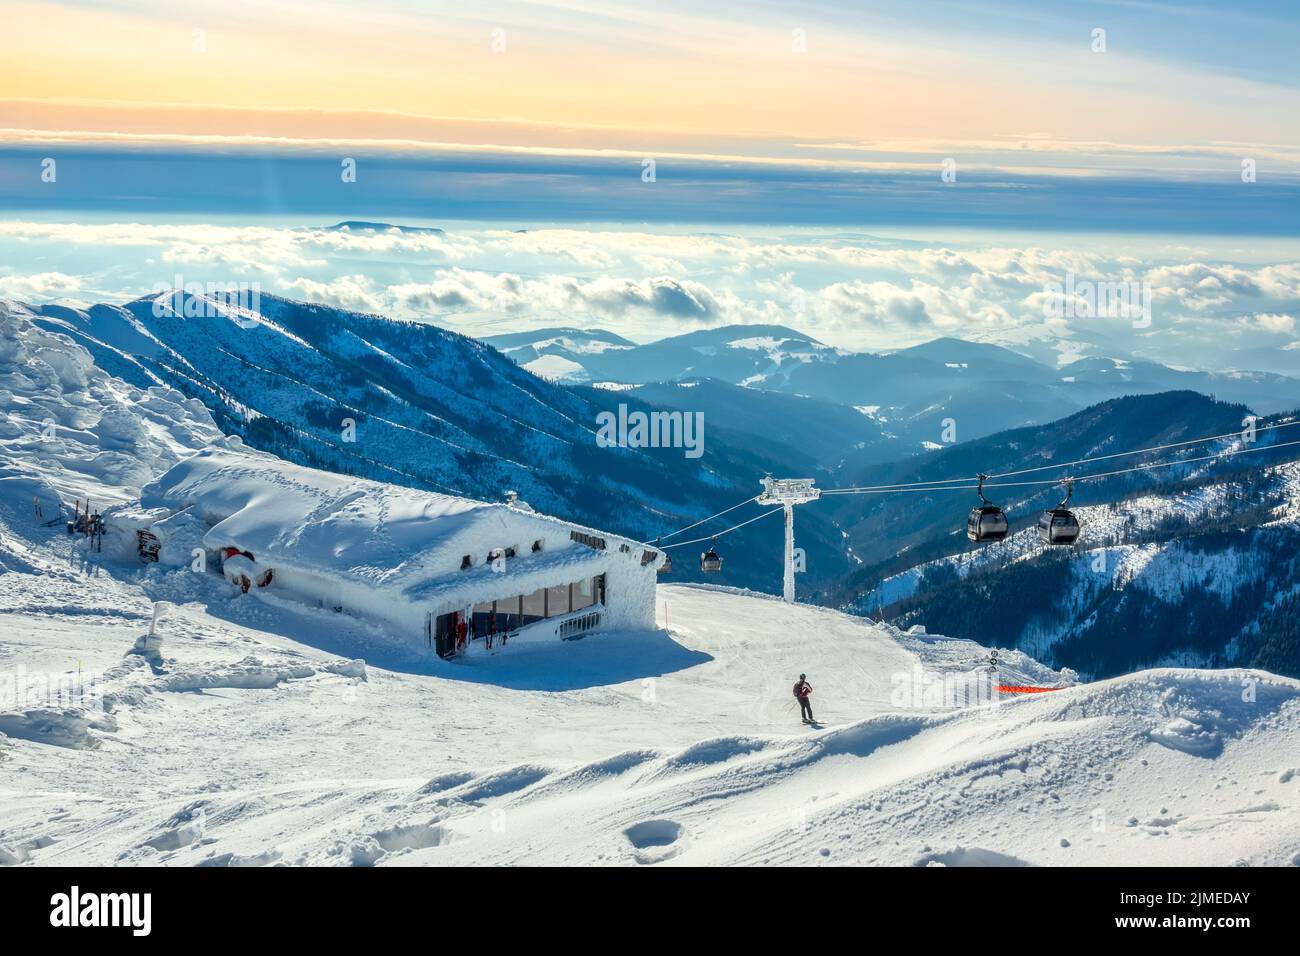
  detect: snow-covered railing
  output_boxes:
[558,610,602,640]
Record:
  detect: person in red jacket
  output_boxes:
[793,674,814,723]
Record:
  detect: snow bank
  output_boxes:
[0,708,118,749]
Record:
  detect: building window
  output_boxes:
[432,611,458,658]
[497,595,523,631]
[472,601,495,638]
[572,576,595,611]
[522,587,546,625]
[570,530,605,551]
[457,575,608,644]
[546,583,571,618]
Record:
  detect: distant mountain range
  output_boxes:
[324,220,445,235]
[488,324,1300,463]
[576,379,892,473]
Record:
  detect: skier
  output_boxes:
[793,673,814,723]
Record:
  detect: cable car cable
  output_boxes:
[635,421,1300,565]
[658,506,784,549]
[819,417,1300,495]
[653,495,758,543]
[820,437,1300,496]
[987,418,1300,481]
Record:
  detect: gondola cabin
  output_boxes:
[1038,508,1081,545]
[700,544,722,573]
[1038,479,1080,546]
[966,505,1009,542]
[966,473,1009,543]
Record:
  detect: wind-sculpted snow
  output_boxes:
[3,557,1297,866]
[0,299,222,522]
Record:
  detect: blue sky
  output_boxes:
[0,1,1297,367]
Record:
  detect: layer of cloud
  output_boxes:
[2,220,1298,371]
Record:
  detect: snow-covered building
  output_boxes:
[140,442,662,657]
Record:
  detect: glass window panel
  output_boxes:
[572,577,595,611]
[522,588,546,624]
[546,583,570,618]
[472,601,495,638]
[501,611,519,632]
[496,595,522,632]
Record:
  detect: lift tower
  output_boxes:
[756,477,820,603]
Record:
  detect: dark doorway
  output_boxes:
[433,611,458,658]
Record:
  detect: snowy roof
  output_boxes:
[142,442,647,598]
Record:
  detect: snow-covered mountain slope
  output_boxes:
[25,292,803,590]
[1,325,1296,867]
[0,300,222,527]
[580,378,892,473]
[3,547,1297,866]
[482,327,636,383]
[857,456,1300,681]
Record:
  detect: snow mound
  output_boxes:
[157,656,317,693]
[0,708,117,749]
[409,663,1300,866]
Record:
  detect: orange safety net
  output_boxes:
[995,684,1065,694]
